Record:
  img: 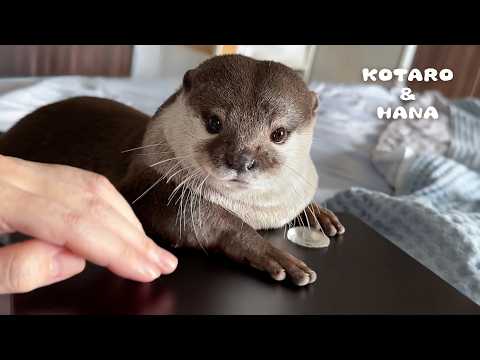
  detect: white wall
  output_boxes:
[131,45,209,79]
[235,45,311,71]
[131,45,415,86]
[309,45,407,84]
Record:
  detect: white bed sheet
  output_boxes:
[310,83,400,202]
[0,76,399,202]
[0,76,181,132]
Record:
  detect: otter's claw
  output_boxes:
[260,246,317,286]
[302,204,346,237]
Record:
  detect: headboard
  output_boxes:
[0,45,134,77]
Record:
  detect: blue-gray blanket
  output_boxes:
[325,99,480,305]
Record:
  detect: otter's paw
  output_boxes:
[260,246,317,286]
[303,204,345,237]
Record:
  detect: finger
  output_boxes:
[62,193,177,275]
[0,239,85,294]
[4,174,152,260]
[0,182,177,282]
[0,157,160,262]
[1,155,144,232]
[55,167,144,233]
[0,156,177,274]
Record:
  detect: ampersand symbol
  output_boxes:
[400,87,415,101]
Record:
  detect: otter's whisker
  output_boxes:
[177,170,199,238]
[169,169,196,198]
[186,174,201,233]
[131,151,173,156]
[284,163,317,189]
[190,176,208,254]
[189,176,199,229]
[182,181,190,234]
[178,184,188,239]
[307,204,321,229]
[132,158,190,206]
[303,209,311,231]
[121,142,166,153]
[149,155,191,168]
[178,181,189,235]
[296,213,305,228]
[312,203,327,235]
[174,182,189,207]
[132,177,163,205]
[196,175,210,250]
[200,177,211,253]
[168,169,201,205]
[161,161,183,182]
[166,164,196,184]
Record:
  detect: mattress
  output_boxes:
[0,76,398,202]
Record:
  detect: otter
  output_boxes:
[0,55,345,286]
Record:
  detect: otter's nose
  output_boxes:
[225,152,256,173]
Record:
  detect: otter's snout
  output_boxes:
[199,135,281,180]
[225,151,256,173]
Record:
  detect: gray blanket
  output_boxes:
[326,96,480,304]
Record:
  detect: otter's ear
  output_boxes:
[310,91,319,115]
[183,69,195,92]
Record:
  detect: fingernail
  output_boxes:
[148,246,178,274]
[140,262,161,281]
[163,254,178,273]
[50,251,85,280]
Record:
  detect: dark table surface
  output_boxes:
[5,213,480,314]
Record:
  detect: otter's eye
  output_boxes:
[270,127,288,144]
[204,114,222,134]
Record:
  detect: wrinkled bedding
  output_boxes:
[326,92,480,304]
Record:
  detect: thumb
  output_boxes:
[0,239,86,294]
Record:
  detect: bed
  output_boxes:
[1,76,479,306]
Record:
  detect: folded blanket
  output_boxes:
[325,93,480,304]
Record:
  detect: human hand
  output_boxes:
[0,155,177,294]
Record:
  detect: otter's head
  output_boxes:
[152,54,318,195]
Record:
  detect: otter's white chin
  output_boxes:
[206,174,252,192]
[196,163,252,189]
